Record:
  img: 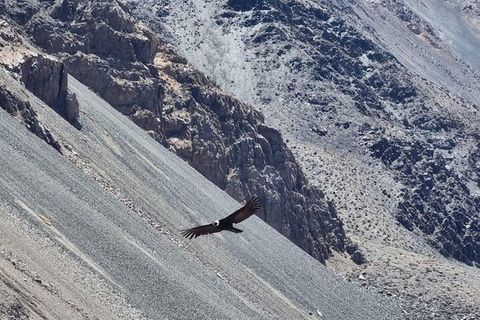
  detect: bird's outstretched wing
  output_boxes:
[223,196,261,224]
[181,224,222,239]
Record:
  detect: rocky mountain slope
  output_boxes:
[323,0,480,106]
[0,49,404,319]
[0,0,353,266]
[1,0,479,318]
[125,0,480,318]
[129,0,480,263]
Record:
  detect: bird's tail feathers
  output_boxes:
[230,227,243,233]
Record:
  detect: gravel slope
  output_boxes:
[0,73,404,319]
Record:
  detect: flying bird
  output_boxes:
[181,196,261,239]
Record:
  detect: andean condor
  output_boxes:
[181,196,261,239]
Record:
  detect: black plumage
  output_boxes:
[181,196,261,239]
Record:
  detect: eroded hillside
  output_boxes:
[1,0,479,318]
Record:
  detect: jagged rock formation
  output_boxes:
[0,22,61,150]
[0,70,61,152]
[21,54,81,128]
[0,0,349,264]
[155,49,347,260]
[0,13,80,129]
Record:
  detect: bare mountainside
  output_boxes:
[129,0,480,265]
[126,0,480,318]
[1,0,479,318]
[0,62,404,318]
[322,0,480,105]
[0,0,357,266]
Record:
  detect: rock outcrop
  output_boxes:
[371,135,480,265]
[0,71,61,151]
[156,51,346,261]
[0,15,80,128]
[0,19,61,150]
[20,54,81,128]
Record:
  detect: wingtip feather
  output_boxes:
[181,229,196,240]
[249,196,261,210]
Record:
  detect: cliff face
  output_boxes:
[0,0,349,264]
[3,0,479,317]
[0,20,62,150]
[0,8,80,129]
[152,46,348,262]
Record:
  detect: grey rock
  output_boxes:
[130,108,164,143]
[65,90,81,129]
[18,53,80,127]
[351,249,366,265]
[345,242,359,255]
[20,54,67,111]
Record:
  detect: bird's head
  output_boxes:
[212,220,220,227]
